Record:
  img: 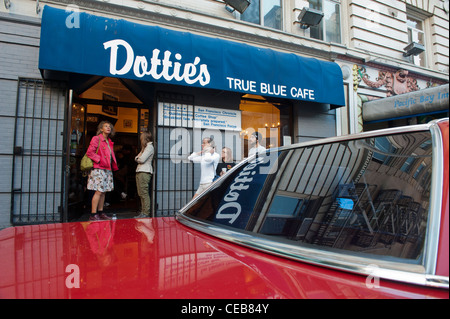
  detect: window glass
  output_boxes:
[241,0,260,24]
[324,0,341,43]
[309,0,323,40]
[413,161,426,180]
[407,15,426,67]
[372,136,398,165]
[309,0,341,43]
[239,95,291,157]
[262,0,281,29]
[184,131,433,262]
[401,156,416,173]
[240,0,282,30]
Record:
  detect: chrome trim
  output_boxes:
[265,122,436,155]
[425,275,450,289]
[423,121,445,277]
[177,120,449,289]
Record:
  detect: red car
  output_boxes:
[0,119,448,301]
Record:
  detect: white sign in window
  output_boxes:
[158,102,241,131]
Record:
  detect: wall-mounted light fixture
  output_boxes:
[297,7,324,29]
[403,42,425,57]
[224,0,250,14]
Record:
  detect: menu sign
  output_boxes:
[158,103,241,131]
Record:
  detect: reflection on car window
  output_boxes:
[185,132,433,262]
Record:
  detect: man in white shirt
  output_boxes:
[188,136,220,198]
[248,131,266,157]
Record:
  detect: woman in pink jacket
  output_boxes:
[86,121,119,221]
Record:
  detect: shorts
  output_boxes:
[87,169,114,192]
[195,182,212,195]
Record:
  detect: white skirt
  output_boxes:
[87,169,114,192]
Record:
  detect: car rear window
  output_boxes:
[183,131,433,263]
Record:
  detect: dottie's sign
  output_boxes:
[39,6,345,107]
[104,39,211,87]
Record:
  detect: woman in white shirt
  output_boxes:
[135,132,154,217]
[188,136,220,198]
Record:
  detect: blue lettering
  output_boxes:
[420,95,434,103]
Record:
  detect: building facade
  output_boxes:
[0,0,448,228]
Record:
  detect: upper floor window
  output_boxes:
[406,14,426,67]
[308,0,341,43]
[239,0,282,30]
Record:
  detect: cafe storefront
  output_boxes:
[26,6,345,222]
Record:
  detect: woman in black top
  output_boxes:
[216,147,235,177]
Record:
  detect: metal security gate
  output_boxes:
[154,92,243,217]
[11,78,68,225]
[155,93,196,216]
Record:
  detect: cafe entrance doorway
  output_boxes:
[68,77,151,221]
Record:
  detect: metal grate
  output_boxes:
[11,79,67,225]
[155,94,196,217]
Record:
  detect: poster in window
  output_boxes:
[102,93,118,116]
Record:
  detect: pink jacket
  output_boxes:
[86,134,119,171]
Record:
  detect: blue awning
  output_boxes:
[39,6,345,107]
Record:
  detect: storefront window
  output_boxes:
[239,95,291,157]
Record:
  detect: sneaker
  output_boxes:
[99,213,112,220]
[89,214,101,221]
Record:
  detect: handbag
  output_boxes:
[80,137,100,172]
[80,154,94,171]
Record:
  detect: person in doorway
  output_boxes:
[188,136,220,199]
[248,131,266,157]
[86,121,119,221]
[135,132,154,218]
[216,147,235,177]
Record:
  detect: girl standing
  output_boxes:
[135,132,154,218]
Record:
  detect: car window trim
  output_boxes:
[424,120,445,278]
